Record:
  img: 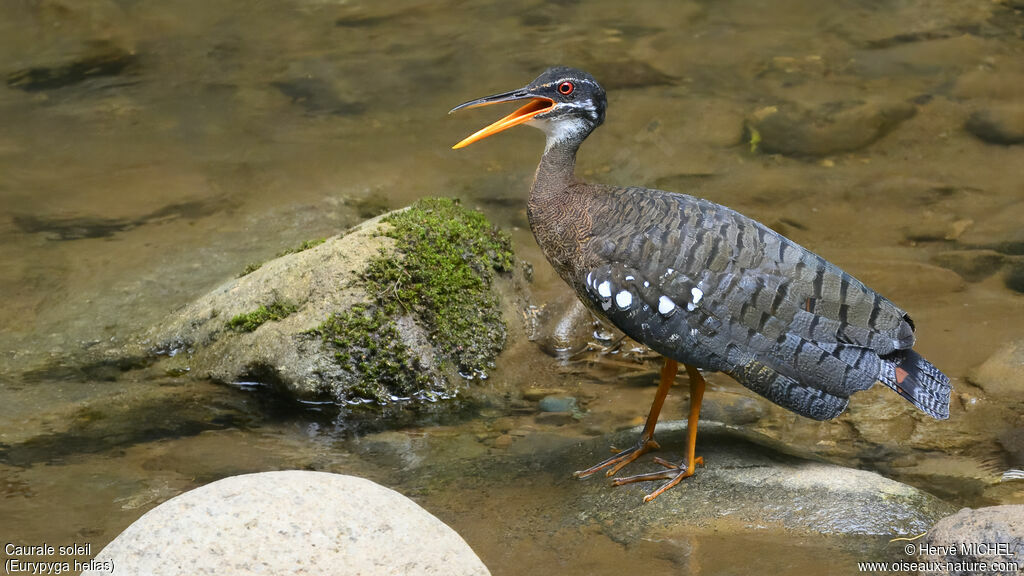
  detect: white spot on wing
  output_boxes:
[625,275,634,281]
[597,280,612,299]
[691,287,704,304]
[615,290,633,309]
[687,287,704,311]
[658,295,676,316]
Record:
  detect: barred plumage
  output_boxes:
[559,186,951,421]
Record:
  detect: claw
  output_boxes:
[573,437,660,478]
[612,455,705,502]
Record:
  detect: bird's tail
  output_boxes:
[878,349,951,419]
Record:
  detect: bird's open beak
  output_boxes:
[449,88,554,149]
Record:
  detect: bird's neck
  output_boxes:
[527,135,592,285]
[531,137,580,204]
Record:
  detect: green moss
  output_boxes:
[313,197,514,404]
[239,262,263,277]
[227,301,298,332]
[238,237,327,277]
[284,238,326,254]
[367,197,513,373]
[315,304,434,402]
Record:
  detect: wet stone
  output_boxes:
[931,250,1006,282]
[697,391,765,426]
[110,199,515,407]
[965,106,1024,146]
[538,395,578,413]
[746,101,917,157]
[920,506,1024,572]
[968,340,1024,403]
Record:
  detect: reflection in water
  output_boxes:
[1,0,1023,574]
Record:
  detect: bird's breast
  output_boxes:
[526,185,597,286]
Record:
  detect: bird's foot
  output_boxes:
[612,455,704,502]
[573,437,661,479]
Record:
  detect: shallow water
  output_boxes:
[2,0,1023,574]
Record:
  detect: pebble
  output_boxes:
[493,434,513,449]
[958,393,979,412]
[538,395,578,413]
[491,417,515,434]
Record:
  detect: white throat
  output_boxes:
[529,117,589,153]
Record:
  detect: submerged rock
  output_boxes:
[746,101,917,157]
[83,471,491,576]
[6,41,138,92]
[920,506,1024,573]
[965,106,1024,146]
[932,250,1007,283]
[538,395,578,413]
[968,340,1024,403]
[593,60,677,90]
[271,77,365,116]
[127,198,514,406]
[1007,263,1024,295]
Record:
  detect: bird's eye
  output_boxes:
[557,81,574,95]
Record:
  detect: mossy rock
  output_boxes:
[128,198,516,406]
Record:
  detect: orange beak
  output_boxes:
[449,89,554,149]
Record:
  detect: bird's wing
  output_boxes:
[578,186,923,419]
[580,260,854,420]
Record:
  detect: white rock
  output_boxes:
[84,471,491,576]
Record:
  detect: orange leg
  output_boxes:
[612,363,706,502]
[574,358,678,479]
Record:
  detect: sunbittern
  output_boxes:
[450,67,951,502]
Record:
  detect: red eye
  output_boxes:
[558,81,574,95]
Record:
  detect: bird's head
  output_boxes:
[449,66,606,150]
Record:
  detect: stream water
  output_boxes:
[1,0,1022,574]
